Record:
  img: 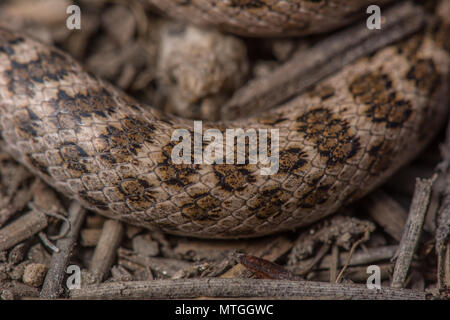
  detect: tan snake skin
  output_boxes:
[0,3,449,238]
[148,0,393,36]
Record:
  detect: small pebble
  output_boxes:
[22,263,47,287]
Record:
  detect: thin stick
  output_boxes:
[329,245,339,283]
[391,176,436,288]
[90,219,124,282]
[40,201,86,299]
[69,278,429,300]
[0,209,48,251]
[221,2,425,120]
[335,229,370,283]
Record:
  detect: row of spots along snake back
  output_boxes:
[0,5,448,237]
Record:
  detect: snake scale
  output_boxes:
[0,1,449,238]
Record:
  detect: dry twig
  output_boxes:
[70,278,431,300]
[89,219,124,282]
[40,201,86,299]
[391,176,436,288]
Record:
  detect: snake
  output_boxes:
[0,1,449,239]
[147,0,394,36]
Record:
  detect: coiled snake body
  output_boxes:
[0,1,449,238]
